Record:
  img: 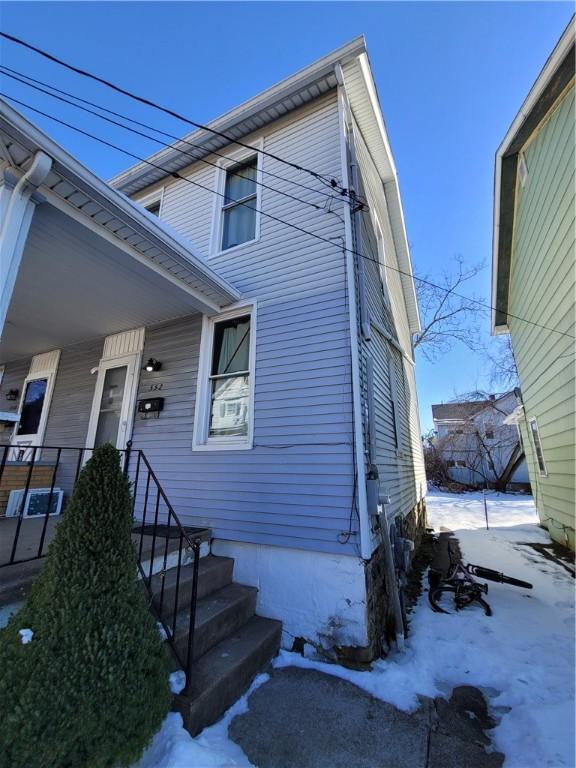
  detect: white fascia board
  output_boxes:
[0,99,241,308]
[491,19,575,334]
[354,53,421,334]
[109,36,367,193]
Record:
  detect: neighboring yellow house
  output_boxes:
[492,19,575,550]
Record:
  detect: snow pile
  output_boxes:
[134,673,269,768]
[277,491,575,768]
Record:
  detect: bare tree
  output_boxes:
[488,335,520,389]
[413,256,486,361]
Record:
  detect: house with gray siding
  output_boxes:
[0,37,426,682]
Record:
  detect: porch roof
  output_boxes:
[0,98,242,317]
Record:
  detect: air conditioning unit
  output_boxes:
[6,488,64,519]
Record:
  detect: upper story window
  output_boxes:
[137,188,164,218]
[145,200,161,217]
[221,158,258,251]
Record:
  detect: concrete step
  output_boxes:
[173,583,257,662]
[150,555,234,619]
[174,615,282,736]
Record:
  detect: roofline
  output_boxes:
[491,16,575,333]
[0,98,242,307]
[110,36,366,193]
[354,52,421,334]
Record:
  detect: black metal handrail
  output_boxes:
[0,442,203,693]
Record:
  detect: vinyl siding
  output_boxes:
[129,91,359,555]
[351,117,426,524]
[509,84,575,548]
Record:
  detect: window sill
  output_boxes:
[209,236,260,260]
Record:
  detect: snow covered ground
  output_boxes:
[134,491,575,768]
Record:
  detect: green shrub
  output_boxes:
[0,444,172,768]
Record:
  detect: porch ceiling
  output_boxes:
[0,204,204,362]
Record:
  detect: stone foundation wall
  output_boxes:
[363,498,428,661]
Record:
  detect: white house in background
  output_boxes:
[0,38,426,664]
[432,392,530,490]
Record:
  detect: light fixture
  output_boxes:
[144,358,162,373]
[5,389,19,401]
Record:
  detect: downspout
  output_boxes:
[336,66,371,560]
[0,151,53,335]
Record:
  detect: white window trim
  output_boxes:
[528,416,547,477]
[135,187,165,217]
[193,302,257,451]
[208,139,263,257]
[372,211,390,306]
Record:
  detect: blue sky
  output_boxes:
[0,1,572,431]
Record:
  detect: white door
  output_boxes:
[11,350,61,461]
[86,353,140,451]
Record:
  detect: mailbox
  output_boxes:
[137,397,164,414]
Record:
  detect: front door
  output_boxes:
[86,354,140,451]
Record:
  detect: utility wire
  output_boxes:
[0,67,323,211]
[0,31,355,201]
[0,64,346,207]
[1,91,574,342]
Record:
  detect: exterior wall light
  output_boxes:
[144,358,162,373]
[5,389,19,401]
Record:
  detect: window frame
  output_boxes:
[209,141,263,257]
[372,212,390,305]
[528,416,547,477]
[136,187,164,217]
[193,303,257,451]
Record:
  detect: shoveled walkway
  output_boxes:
[229,666,504,768]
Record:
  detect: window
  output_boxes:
[529,417,547,476]
[485,429,494,440]
[145,200,161,217]
[220,158,258,251]
[457,460,467,468]
[374,217,389,301]
[137,189,163,218]
[17,378,47,436]
[193,307,255,450]
[447,460,456,468]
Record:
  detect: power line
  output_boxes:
[1,91,574,342]
[0,64,347,207]
[0,66,324,212]
[0,31,355,201]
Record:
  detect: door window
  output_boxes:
[17,378,48,436]
[94,366,128,448]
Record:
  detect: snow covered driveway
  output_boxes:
[135,492,575,768]
[422,491,575,768]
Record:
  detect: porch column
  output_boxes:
[0,151,53,339]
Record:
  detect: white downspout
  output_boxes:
[0,151,53,336]
[336,68,372,561]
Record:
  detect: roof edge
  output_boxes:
[109,36,366,193]
[0,98,242,307]
[491,16,575,334]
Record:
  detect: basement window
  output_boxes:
[193,306,256,450]
[528,417,547,476]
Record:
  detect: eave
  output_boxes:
[491,17,575,334]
